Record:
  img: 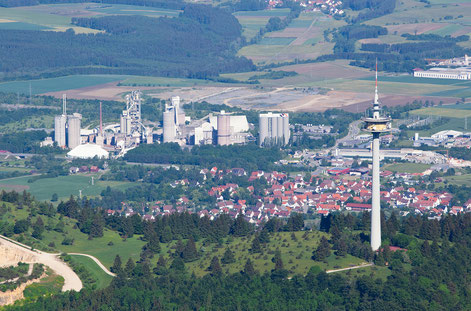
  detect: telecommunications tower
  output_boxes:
[362,62,391,251]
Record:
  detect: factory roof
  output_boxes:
[67,144,109,159]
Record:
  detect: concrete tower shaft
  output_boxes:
[370,132,381,251]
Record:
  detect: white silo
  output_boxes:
[259,113,269,146]
[54,115,67,148]
[67,113,82,149]
[217,111,231,146]
[163,109,176,143]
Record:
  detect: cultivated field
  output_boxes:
[238,11,345,65]
[0,174,133,201]
[0,75,127,95]
[0,3,180,33]
[234,8,290,40]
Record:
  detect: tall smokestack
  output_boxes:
[100,102,103,136]
[62,94,67,116]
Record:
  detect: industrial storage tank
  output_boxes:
[67,113,82,149]
[163,109,176,143]
[259,113,269,146]
[217,112,231,145]
[54,115,67,148]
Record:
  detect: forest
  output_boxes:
[0,5,254,80]
[124,143,284,172]
[343,0,396,23]
[4,189,471,310]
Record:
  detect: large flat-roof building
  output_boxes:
[414,67,471,80]
[259,112,290,147]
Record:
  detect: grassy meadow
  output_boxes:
[68,254,114,289]
[384,163,431,174]
[0,75,128,95]
[0,174,134,202]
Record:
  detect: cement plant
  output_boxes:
[46,91,290,159]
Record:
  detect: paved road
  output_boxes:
[68,253,116,277]
[326,263,374,274]
[0,235,82,292]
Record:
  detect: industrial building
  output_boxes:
[118,91,152,146]
[259,112,290,147]
[413,67,471,80]
[162,96,250,146]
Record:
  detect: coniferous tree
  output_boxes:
[259,229,270,244]
[335,238,347,257]
[182,237,198,262]
[125,258,135,277]
[273,250,284,271]
[111,255,123,274]
[160,225,173,243]
[89,213,104,238]
[221,248,235,265]
[250,236,262,253]
[312,236,331,262]
[230,213,251,237]
[243,258,256,276]
[208,256,222,276]
[32,216,44,239]
[170,257,185,272]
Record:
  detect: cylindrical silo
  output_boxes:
[217,113,231,146]
[259,114,268,146]
[67,114,81,149]
[163,110,176,143]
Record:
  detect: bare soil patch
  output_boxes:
[273,90,372,112]
[386,23,446,35]
[43,82,155,101]
[278,61,371,79]
[342,95,458,113]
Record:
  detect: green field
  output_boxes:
[0,4,179,34]
[259,37,296,45]
[234,8,290,40]
[443,174,471,186]
[0,6,99,34]
[85,4,180,17]
[233,9,291,17]
[426,23,463,36]
[384,163,431,174]
[411,107,471,119]
[0,174,134,201]
[119,76,214,87]
[0,75,127,95]
[69,255,113,289]
[0,21,51,31]
[366,0,469,26]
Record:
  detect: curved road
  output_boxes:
[68,253,116,277]
[0,235,82,292]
